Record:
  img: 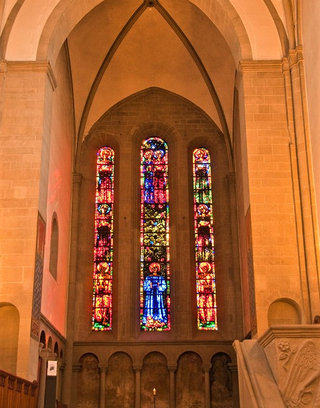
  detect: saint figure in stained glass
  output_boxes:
[193,148,217,330]
[140,137,170,331]
[143,262,167,327]
[92,146,114,331]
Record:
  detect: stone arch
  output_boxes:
[73,86,241,339]
[190,0,283,59]
[268,298,301,326]
[210,352,233,408]
[73,4,232,146]
[106,352,135,408]
[176,351,205,408]
[78,352,100,364]
[85,87,232,170]
[141,351,169,408]
[32,0,253,64]
[262,0,289,54]
[54,342,59,356]
[76,353,100,408]
[39,330,46,347]
[47,336,53,351]
[0,303,19,374]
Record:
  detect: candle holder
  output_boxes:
[153,388,156,408]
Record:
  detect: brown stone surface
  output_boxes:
[176,352,204,408]
[106,352,135,408]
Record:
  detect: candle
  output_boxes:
[153,388,157,396]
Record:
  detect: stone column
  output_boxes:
[204,364,211,408]
[285,47,320,320]
[0,61,55,380]
[134,366,142,408]
[227,172,243,335]
[62,173,82,406]
[56,360,65,402]
[238,59,308,333]
[228,363,239,408]
[38,347,56,408]
[168,365,176,408]
[99,364,107,408]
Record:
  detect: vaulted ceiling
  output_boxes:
[0,0,298,143]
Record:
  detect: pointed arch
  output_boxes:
[92,146,115,331]
[140,137,170,331]
[193,148,217,330]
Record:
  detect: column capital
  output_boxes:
[288,45,304,68]
[39,348,56,361]
[203,364,212,373]
[98,364,108,373]
[238,60,282,73]
[168,365,177,372]
[72,364,82,373]
[0,60,57,90]
[227,363,238,373]
[133,365,142,372]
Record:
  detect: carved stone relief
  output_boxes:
[277,340,320,407]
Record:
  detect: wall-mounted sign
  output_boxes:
[47,360,57,376]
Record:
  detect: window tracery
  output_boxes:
[193,148,217,330]
[140,137,170,331]
[92,146,114,331]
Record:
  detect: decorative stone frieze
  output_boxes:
[259,326,320,407]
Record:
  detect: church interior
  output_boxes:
[0,0,320,407]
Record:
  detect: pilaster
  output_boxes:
[133,365,142,408]
[0,60,55,380]
[238,58,310,334]
[168,365,177,408]
[286,46,320,320]
[61,172,82,406]
[99,364,107,408]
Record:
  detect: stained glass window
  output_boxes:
[140,137,170,331]
[193,148,217,330]
[92,147,114,331]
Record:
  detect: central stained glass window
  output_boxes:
[92,146,114,331]
[140,137,170,331]
[193,148,217,330]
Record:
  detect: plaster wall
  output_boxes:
[41,45,73,336]
[302,1,320,238]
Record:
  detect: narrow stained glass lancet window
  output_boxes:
[92,147,114,331]
[193,148,217,330]
[140,137,170,331]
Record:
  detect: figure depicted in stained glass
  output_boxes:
[194,148,210,203]
[154,149,167,203]
[94,262,112,327]
[140,138,170,331]
[197,262,215,326]
[92,146,114,331]
[193,148,217,330]
[142,262,167,328]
